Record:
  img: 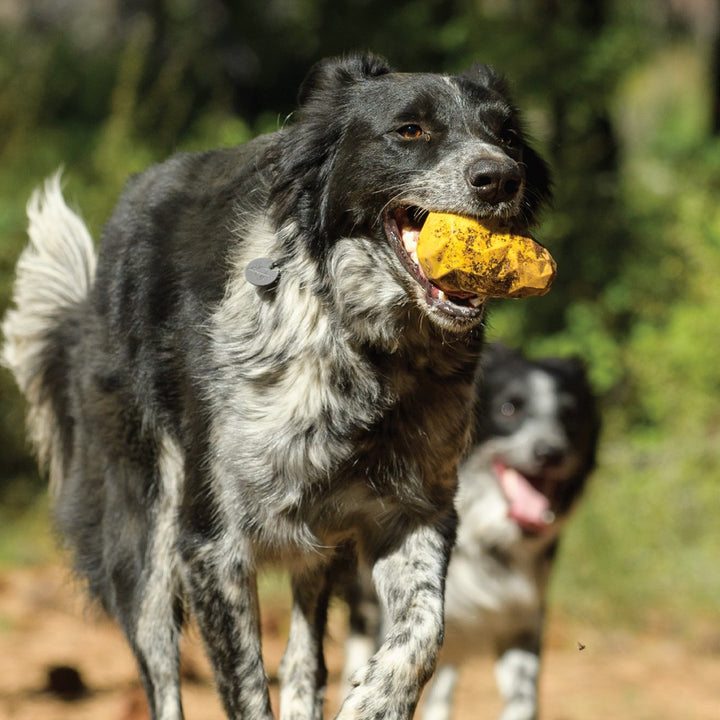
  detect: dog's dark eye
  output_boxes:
[397,124,427,140]
[500,397,525,417]
[500,128,520,150]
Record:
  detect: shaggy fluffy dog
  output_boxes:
[342,345,599,720]
[2,54,550,720]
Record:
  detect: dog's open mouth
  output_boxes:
[493,460,556,533]
[383,207,485,319]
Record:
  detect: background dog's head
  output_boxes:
[270,53,552,335]
[471,344,600,534]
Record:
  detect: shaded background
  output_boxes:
[0,0,718,664]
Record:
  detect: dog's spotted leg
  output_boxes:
[339,560,382,701]
[119,434,185,720]
[494,647,540,720]
[336,515,456,720]
[180,539,274,720]
[278,564,333,720]
[420,664,458,720]
[132,612,184,720]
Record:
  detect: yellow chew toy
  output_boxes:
[416,213,557,299]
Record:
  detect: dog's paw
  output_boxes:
[498,700,537,720]
[334,681,415,720]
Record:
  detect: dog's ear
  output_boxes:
[298,53,393,106]
[460,62,510,95]
[539,355,588,379]
[521,142,553,220]
[479,342,525,374]
[481,342,516,365]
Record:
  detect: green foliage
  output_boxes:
[0,496,54,567]
[625,146,720,435]
[551,431,720,632]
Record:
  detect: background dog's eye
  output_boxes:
[397,124,426,140]
[500,397,525,417]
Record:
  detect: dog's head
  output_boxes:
[471,344,600,535]
[270,53,551,336]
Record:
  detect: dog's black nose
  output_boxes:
[466,158,522,204]
[533,441,565,467]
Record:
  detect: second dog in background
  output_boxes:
[343,344,600,720]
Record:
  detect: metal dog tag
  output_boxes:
[245,258,280,288]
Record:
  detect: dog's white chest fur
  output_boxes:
[442,463,543,657]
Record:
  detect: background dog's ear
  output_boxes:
[460,62,510,96]
[538,355,584,378]
[480,342,520,369]
[298,53,393,106]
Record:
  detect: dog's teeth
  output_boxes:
[402,228,419,256]
[469,296,484,307]
[438,290,447,302]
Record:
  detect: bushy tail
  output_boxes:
[2,172,97,493]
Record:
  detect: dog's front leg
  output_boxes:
[180,539,274,720]
[278,564,333,720]
[494,645,540,720]
[337,515,456,720]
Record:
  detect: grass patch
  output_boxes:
[550,428,720,635]
[0,494,55,568]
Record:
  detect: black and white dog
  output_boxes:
[2,54,551,720]
[342,345,600,720]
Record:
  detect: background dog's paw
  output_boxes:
[498,700,537,720]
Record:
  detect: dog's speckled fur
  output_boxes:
[342,345,599,720]
[3,54,550,720]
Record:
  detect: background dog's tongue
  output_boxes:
[496,464,551,531]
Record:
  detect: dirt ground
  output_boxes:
[0,565,718,720]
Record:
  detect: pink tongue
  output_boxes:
[495,462,552,531]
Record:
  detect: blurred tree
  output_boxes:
[110,0,465,140]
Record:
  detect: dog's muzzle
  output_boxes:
[384,207,485,320]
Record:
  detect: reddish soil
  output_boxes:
[0,565,718,720]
